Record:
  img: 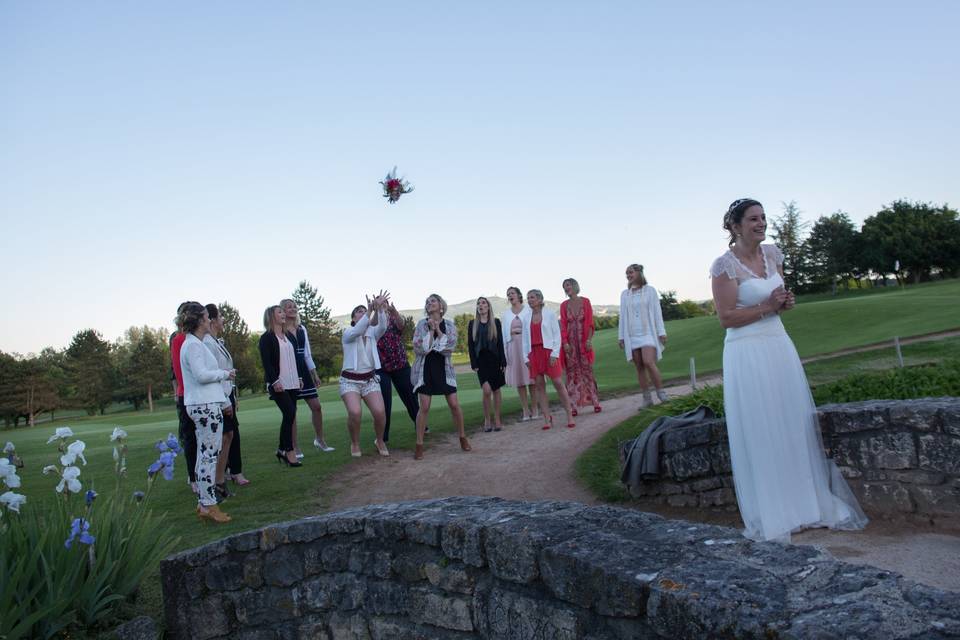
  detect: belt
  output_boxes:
[341,370,376,381]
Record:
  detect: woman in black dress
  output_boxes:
[280,298,334,456]
[468,297,507,432]
[411,293,471,460]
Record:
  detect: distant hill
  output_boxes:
[332,296,620,328]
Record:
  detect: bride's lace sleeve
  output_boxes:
[765,244,784,266]
[710,253,737,280]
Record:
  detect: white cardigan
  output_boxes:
[618,285,666,361]
[340,313,387,372]
[521,307,562,362]
[500,304,531,346]
[180,333,230,407]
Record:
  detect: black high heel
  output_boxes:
[275,449,302,467]
[214,482,234,501]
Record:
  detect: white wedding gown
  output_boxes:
[712,245,868,542]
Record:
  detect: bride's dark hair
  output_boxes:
[723,198,763,246]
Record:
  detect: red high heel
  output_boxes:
[594,405,602,413]
[542,416,553,430]
[571,408,578,417]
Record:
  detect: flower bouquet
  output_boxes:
[379,166,414,203]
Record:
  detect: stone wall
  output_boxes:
[626,398,960,520]
[161,497,960,639]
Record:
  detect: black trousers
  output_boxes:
[176,396,197,483]
[224,390,242,474]
[377,364,419,442]
[272,389,299,452]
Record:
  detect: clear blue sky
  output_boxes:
[2,2,957,354]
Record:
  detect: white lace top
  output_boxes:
[710,244,784,284]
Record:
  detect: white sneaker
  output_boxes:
[314,438,335,452]
[639,392,654,410]
[656,389,670,403]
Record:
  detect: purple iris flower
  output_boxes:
[65,518,95,549]
[159,451,176,481]
[165,435,182,454]
[147,450,177,481]
[85,489,97,506]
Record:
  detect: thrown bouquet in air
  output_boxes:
[380,166,414,203]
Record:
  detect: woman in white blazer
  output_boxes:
[522,289,575,429]
[500,286,538,422]
[179,303,235,524]
[339,292,390,458]
[618,264,668,407]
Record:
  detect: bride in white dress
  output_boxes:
[710,198,867,542]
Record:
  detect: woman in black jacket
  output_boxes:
[258,305,302,467]
[467,297,507,432]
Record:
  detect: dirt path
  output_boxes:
[324,393,644,509]
[325,337,960,592]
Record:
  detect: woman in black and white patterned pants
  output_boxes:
[178,302,235,523]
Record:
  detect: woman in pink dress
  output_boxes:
[500,286,539,421]
[522,289,576,429]
[560,278,602,415]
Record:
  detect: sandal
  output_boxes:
[542,417,553,430]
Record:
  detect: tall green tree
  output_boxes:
[861,200,960,283]
[453,314,471,353]
[770,201,810,292]
[219,302,261,394]
[0,351,19,426]
[115,326,169,411]
[0,351,62,426]
[65,329,115,415]
[290,281,342,382]
[804,212,863,292]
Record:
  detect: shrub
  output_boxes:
[663,384,726,417]
[812,359,960,404]
[0,427,181,639]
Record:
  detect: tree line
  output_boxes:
[771,199,960,293]
[0,281,343,428]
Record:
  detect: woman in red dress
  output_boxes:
[522,289,576,429]
[560,278,602,415]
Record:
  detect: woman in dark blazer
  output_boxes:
[467,297,507,432]
[258,305,302,467]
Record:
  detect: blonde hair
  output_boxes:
[472,297,498,343]
[562,278,580,295]
[263,305,281,331]
[424,293,448,316]
[280,298,299,328]
[626,264,647,287]
[527,289,544,308]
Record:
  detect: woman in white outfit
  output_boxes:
[179,303,235,523]
[618,265,668,407]
[711,197,867,542]
[339,292,391,458]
